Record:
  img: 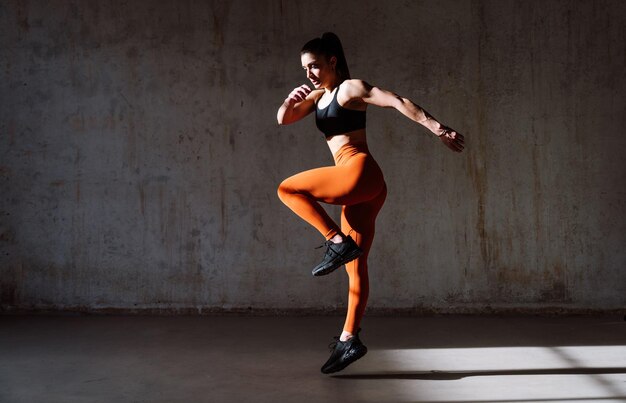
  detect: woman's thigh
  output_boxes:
[341,183,387,248]
[280,157,384,206]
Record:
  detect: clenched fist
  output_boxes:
[284,84,312,106]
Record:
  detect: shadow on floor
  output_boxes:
[332,367,626,380]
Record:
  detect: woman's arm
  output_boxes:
[277,85,320,125]
[345,80,465,152]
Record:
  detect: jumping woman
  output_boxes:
[276,32,464,374]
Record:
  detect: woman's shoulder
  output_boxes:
[341,78,367,88]
[339,79,372,99]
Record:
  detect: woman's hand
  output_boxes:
[438,127,465,153]
[278,84,315,125]
[284,84,312,106]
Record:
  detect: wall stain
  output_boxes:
[7,120,16,146]
[0,166,13,177]
[138,183,145,216]
[531,124,543,246]
[123,110,138,171]
[220,168,226,243]
[0,272,18,306]
[541,262,570,302]
[75,181,81,204]
[210,1,231,49]
[16,0,30,32]
[469,0,493,270]
[68,109,85,132]
[0,227,16,245]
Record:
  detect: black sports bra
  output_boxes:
[315,87,366,138]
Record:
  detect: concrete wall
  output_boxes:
[1,0,624,313]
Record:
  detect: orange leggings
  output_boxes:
[277,142,387,333]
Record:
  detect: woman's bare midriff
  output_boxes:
[326,128,368,156]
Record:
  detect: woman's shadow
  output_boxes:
[332,367,626,380]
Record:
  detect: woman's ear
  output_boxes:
[329,55,337,70]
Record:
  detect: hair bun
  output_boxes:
[321,32,341,51]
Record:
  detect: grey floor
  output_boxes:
[1,315,625,403]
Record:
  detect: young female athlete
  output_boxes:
[276,32,464,374]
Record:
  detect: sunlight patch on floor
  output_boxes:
[343,346,626,402]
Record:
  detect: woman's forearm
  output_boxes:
[278,84,313,125]
[396,98,446,136]
[277,100,294,125]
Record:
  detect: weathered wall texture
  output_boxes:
[1,0,625,313]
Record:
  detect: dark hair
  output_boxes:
[301,32,351,82]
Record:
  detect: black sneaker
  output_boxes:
[320,331,368,374]
[312,235,363,276]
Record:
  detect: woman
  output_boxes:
[276,33,464,374]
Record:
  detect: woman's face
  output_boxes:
[301,52,337,89]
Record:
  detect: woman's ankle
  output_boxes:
[339,331,353,342]
[329,233,344,244]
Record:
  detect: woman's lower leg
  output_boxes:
[342,256,370,336]
[277,186,341,240]
[339,186,386,338]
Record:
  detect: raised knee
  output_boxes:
[277,180,293,201]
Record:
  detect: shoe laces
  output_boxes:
[315,239,335,250]
[328,336,340,351]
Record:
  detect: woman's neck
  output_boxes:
[324,77,342,93]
